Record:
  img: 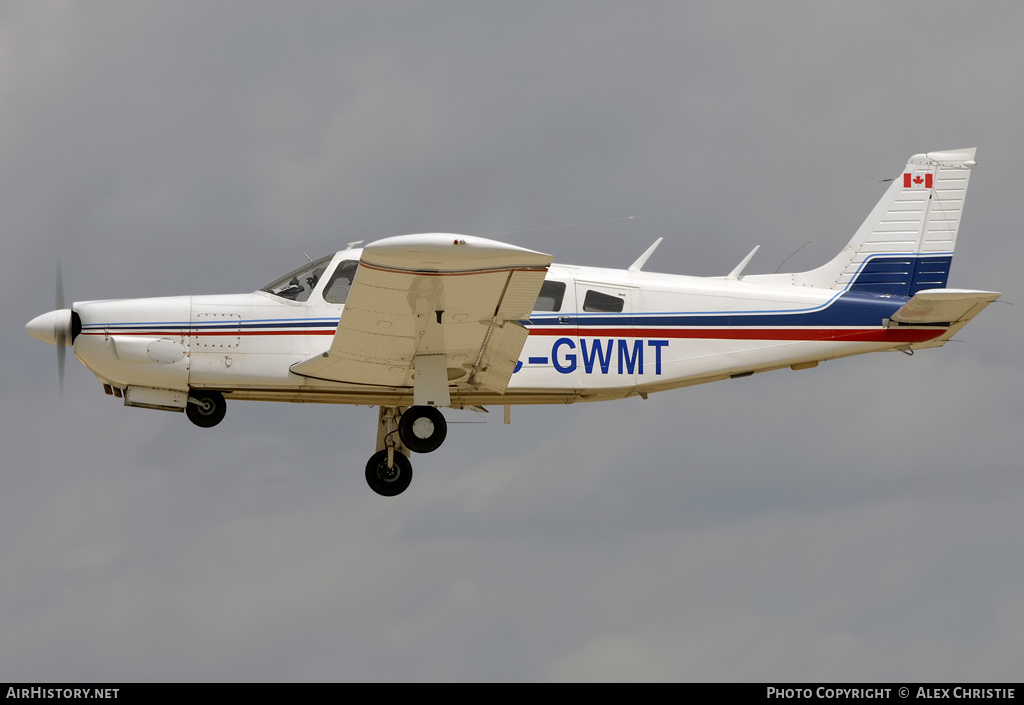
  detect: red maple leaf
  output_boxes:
[913,175,924,185]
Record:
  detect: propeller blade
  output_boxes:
[56,259,64,310]
[57,341,65,397]
[56,260,65,396]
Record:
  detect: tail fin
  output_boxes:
[794,148,977,296]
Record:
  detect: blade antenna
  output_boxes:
[726,245,760,280]
[628,238,663,272]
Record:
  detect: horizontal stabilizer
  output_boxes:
[891,288,1001,324]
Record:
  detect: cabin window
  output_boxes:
[261,255,333,302]
[533,280,567,312]
[323,260,359,303]
[583,289,624,313]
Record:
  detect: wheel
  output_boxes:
[365,450,413,496]
[398,406,447,453]
[186,390,227,428]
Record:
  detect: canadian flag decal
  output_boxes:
[903,172,934,189]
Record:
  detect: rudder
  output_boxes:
[793,148,977,296]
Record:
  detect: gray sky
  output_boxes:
[3,1,1022,682]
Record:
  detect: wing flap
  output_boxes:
[471,320,530,394]
[291,234,551,397]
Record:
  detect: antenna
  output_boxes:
[774,241,811,273]
[628,238,663,272]
[726,245,760,280]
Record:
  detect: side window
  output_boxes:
[323,260,359,303]
[583,289,624,313]
[533,280,567,312]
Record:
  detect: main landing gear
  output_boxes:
[182,395,443,496]
[366,405,447,496]
[398,405,447,453]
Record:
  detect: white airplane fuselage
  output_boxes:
[69,254,944,409]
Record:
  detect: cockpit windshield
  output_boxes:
[260,255,334,302]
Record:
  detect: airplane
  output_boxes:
[26,148,1000,496]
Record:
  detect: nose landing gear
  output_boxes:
[367,405,448,496]
[186,390,227,428]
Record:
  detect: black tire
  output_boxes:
[365,450,413,496]
[186,390,226,428]
[398,406,447,453]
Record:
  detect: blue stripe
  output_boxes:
[530,291,905,329]
[530,253,950,328]
[911,256,953,294]
[83,317,340,331]
[849,255,951,296]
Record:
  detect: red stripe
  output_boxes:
[83,330,336,336]
[85,327,946,344]
[527,327,945,343]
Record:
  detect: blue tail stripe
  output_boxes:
[911,256,953,294]
[849,255,951,296]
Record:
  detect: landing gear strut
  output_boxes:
[366,405,447,496]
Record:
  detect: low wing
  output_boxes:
[291,234,552,405]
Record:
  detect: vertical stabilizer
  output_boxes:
[792,148,977,295]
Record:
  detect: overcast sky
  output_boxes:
[3,1,1022,682]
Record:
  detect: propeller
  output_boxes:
[25,260,79,396]
[56,261,65,394]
